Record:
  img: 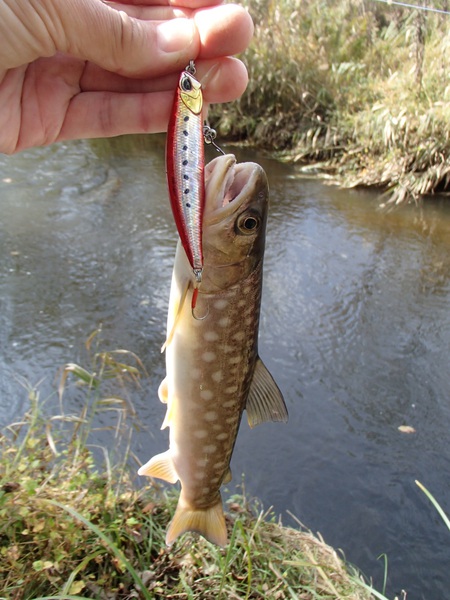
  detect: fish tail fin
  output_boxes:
[166,494,227,547]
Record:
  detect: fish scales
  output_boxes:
[139,155,288,546]
[167,262,263,511]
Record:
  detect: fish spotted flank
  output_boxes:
[138,155,288,546]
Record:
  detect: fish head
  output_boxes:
[179,71,202,115]
[201,154,269,291]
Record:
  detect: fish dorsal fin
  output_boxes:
[137,450,179,484]
[246,357,288,428]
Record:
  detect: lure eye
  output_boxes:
[181,76,192,92]
[236,213,261,235]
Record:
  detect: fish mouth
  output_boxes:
[203,154,264,224]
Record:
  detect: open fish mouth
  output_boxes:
[204,154,263,223]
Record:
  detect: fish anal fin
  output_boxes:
[166,494,227,547]
[158,377,168,404]
[161,400,175,430]
[222,466,232,485]
[246,357,288,428]
[137,450,179,484]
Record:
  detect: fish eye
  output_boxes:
[181,76,192,92]
[236,213,260,235]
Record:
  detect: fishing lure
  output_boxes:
[166,61,205,290]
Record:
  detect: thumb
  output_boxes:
[53,0,199,77]
[0,0,197,73]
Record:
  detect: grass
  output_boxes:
[209,0,450,204]
[0,334,381,600]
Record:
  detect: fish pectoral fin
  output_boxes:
[137,450,179,484]
[161,276,191,353]
[166,494,227,547]
[246,357,288,428]
[158,377,168,404]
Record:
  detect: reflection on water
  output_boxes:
[1,138,450,599]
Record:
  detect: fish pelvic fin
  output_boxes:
[161,397,176,430]
[137,450,179,484]
[158,377,168,404]
[166,494,227,547]
[246,357,288,428]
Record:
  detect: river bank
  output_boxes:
[0,351,379,600]
[210,0,450,205]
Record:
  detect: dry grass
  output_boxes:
[210,0,450,204]
[0,335,380,600]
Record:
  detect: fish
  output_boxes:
[166,61,205,285]
[138,154,288,547]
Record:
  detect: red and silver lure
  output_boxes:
[166,61,205,291]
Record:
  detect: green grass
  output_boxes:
[210,0,450,204]
[0,334,381,600]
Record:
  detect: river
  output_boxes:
[1,137,449,599]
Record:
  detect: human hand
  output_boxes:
[0,0,253,154]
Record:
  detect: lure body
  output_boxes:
[166,66,204,281]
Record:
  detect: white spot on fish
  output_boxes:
[222,345,235,354]
[204,410,218,422]
[194,430,208,439]
[228,356,241,365]
[214,299,228,310]
[203,444,217,453]
[202,351,216,363]
[204,330,219,342]
[197,458,208,467]
[216,432,228,440]
[214,460,226,470]
[232,331,246,342]
[225,385,238,394]
[218,317,231,327]
[226,416,237,424]
[223,399,236,408]
[195,471,205,480]
[202,486,210,494]
[200,389,214,401]
[212,370,223,382]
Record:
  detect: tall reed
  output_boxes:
[211,0,450,203]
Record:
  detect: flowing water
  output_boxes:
[1,137,450,599]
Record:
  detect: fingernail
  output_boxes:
[157,19,196,54]
[200,63,221,89]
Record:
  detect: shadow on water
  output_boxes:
[1,137,450,599]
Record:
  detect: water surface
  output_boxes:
[1,137,450,599]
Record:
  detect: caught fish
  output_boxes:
[166,60,205,285]
[138,154,288,546]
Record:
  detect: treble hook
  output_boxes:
[191,286,209,320]
[203,124,226,155]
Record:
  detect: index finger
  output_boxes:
[106,0,224,8]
